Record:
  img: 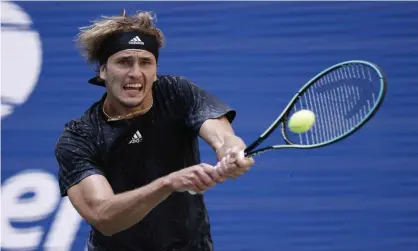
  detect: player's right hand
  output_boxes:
[166,163,222,194]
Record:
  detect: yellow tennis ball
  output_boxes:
[288,109,316,133]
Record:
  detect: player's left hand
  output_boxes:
[216,135,255,179]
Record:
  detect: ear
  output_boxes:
[99,64,107,81]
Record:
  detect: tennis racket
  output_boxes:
[189,59,387,194]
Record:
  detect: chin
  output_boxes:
[121,99,142,108]
[120,98,144,108]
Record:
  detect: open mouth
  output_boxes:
[123,83,143,92]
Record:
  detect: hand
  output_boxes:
[166,163,223,194]
[216,135,255,179]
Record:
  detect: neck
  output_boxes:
[103,94,153,121]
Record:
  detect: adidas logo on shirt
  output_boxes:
[129,130,143,144]
[128,36,144,45]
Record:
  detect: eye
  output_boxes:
[141,60,152,66]
[118,59,129,65]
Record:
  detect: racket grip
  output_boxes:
[187,150,244,195]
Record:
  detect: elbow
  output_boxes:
[92,213,146,237]
[92,217,117,237]
[86,207,118,236]
[89,201,119,236]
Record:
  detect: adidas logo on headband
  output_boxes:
[128,36,144,45]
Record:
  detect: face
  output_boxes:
[100,49,157,108]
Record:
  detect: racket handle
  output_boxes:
[187,151,244,195]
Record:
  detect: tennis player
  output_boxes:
[54,9,254,251]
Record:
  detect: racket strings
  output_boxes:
[284,63,381,146]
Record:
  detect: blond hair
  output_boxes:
[76,9,165,64]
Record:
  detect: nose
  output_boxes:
[128,62,144,80]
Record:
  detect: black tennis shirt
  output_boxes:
[55,75,236,251]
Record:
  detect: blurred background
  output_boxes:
[2,1,418,251]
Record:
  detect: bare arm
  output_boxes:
[67,162,222,236]
[199,116,236,156]
[199,116,254,178]
[67,174,173,236]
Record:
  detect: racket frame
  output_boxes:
[244,60,387,157]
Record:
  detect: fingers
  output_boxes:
[197,164,216,185]
[217,157,236,177]
[229,151,254,167]
[226,147,243,160]
[202,164,223,183]
[235,155,255,170]
[184,180,203,194]
[189,163,222,193]
[189,174,210,193]
[227,147,254,167]
[216,149,254,180]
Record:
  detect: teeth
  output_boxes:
[125,83,142,88]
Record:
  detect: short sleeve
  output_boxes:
[178,77,236,134]
[55,121,104,197]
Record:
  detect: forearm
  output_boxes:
[200,116,248,164]
[199,116,235,152]
[96,177,172,236]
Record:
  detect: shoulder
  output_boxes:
[55,100,102,153]
[155,74,209,102]
[156,74,192,85]
[156,74,200,91]
[152,75,200,108]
